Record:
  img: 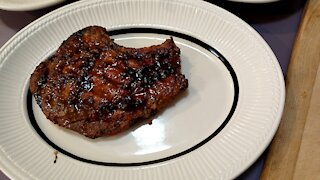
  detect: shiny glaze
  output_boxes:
[30,26,188,138]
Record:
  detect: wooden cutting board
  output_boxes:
[261,0,320,179]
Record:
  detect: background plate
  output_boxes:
[0,0,285,179]
[0,0,64,11]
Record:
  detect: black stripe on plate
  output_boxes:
[27,28,239,166]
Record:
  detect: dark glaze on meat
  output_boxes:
[30,26,188,138]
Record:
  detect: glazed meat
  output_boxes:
[30,26,188,138]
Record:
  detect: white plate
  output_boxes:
[0,0,285,179]
[0,0,64,11]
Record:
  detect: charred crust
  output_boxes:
[29,26,188,138]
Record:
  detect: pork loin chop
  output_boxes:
[30,26,188,138]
